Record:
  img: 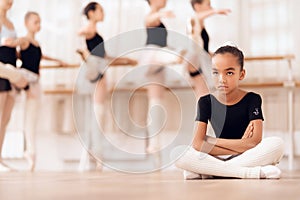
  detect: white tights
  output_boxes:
[175,137,284,179]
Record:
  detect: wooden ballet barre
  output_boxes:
[245,54,295,61]
[43,85,193,95]
[39,55,295,68]
[43,87,75,95]
[40,64,80,69]
[240,81,285,88]
[40,64,137,69]
[242,54,296,89]
[244,54,296,170]
[109,85,193,93]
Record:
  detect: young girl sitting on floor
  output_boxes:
[175,45,284,179]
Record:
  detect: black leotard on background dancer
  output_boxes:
[189,28,209,77]
[85,33,106,82]
[0,25,18,91]
[0,47,16,91]
[86,33,106,58]
[146,22,167,47]
[201,28,209,53]
[20,43,42,75]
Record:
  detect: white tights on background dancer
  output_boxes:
[143,0,180,153]
[77,2,137,170]
[16,11,67,171]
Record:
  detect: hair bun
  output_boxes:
[221,41,238,48]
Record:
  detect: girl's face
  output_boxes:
[212,53,245,95]
[26,14,41,33]
[194,0,211,12]
[91,4,104,22]
[149,0,167,9]
[0,0,13,11]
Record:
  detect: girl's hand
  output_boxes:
[160,11,176,19]
[215,9,231,15]
[242,122,254,139]
[176,49,187,64]
[58,60,68,67]
[125,58,138,66]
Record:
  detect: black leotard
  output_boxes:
[86,33,106,58]
[0,46,17,91]
[0,25,17,91]
[20,43,42,75]
[196,92,264,139]
[146,22,167,47]
[201,28,209,53]
[189,28,209,77]
[85,33,106,82]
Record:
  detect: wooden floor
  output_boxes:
[0,170,300,200]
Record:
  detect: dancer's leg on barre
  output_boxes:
[185,53,209,100]
[188,69,209,100]
[0,62,29,89]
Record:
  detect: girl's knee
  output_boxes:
[264,137,285,154]
[174,147,204,169]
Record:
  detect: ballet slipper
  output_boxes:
[184,170,202,180]
[260,165,281,179]
[24,151,36,172]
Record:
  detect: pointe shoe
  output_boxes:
[24,151,36,172]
